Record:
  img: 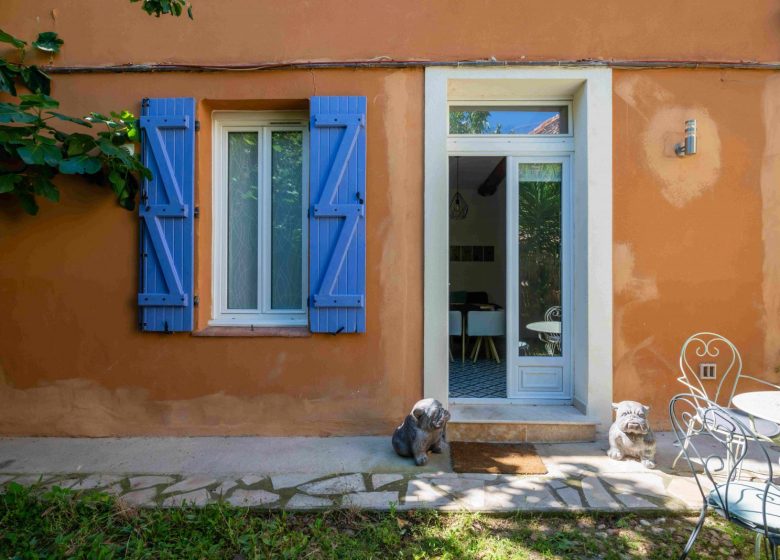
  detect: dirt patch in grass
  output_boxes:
[0,483,756,559]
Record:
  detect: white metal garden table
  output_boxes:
[732,391,780,424]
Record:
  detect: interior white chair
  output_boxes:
[540,305,562,356]
[672,332,780,472]
[449,310,463,362]
[466,310,505,364]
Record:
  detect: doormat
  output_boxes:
[450,442,547,475]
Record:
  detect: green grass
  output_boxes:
[0,482,759,559]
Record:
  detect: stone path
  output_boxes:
[0,468,699,511]
[0,432,774,512]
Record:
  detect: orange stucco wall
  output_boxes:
[0,69,425,435]
[613,69,780,428]
[2,0,779,65]
[0,1,779,434]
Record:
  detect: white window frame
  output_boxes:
[211,111,309,327]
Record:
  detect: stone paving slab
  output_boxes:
[2,431,776,512]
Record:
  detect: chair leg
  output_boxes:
[461,315,466,363]
[449,346,454,362]
[758,535,777,560]
[472,337,483,362]
[680,502,708,560]
[672,422,695,470]
[488,337,500,364]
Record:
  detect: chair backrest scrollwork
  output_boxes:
[678,332,742,409]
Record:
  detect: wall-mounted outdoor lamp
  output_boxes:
[675,119,697,157]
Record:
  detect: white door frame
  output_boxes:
[424,67,613,428]
[506,155,573,402]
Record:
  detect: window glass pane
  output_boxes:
[227,131,259,310]
[518,163,562,357]
[270,130,303,310]
[449,106,568,135]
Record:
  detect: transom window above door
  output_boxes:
[211,111,308,326]
[449,105,569,136]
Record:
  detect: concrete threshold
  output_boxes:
[449,403,599,425]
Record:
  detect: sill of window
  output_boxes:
[192,326,312,338]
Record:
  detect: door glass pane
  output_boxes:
[518,163,562,357]
[227,131,259,310]
[270,130,303,310]
[449,106,568,135]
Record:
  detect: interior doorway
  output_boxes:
[448,156,507,399]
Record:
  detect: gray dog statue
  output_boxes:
[607,400,656,469]
[392,398,451,466]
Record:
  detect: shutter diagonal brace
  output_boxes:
[312,114,365,309]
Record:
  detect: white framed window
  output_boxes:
[211,111,308,326]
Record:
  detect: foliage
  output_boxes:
[0,483,758,559]
[0,29,151,214]
[449,109,491,134]
[518,173,563,354]
[130,0,193,18]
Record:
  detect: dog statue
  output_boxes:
[607,400,656,469]
[392,398,450,466]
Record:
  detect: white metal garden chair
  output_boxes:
[670,394,780,560]
[672,332,780,474]
[539,305,561,356]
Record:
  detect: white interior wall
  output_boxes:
[449,170,506,308]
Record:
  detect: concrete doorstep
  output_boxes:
[0,432,772,512]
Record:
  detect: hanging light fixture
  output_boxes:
[449,157,469,220]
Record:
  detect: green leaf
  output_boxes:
[30,174,59,201]
[20,66,50,95]
[17,191,38,215]
[64,133,97,156]
[0,29,26,49]
[0,125,36,143]
[0,67,17,96]
[46,112,93,128]
[32,32,63,54]
[97,138,134,165]
[0,103,39,124]
[187,5,193,19]
[19,93,59,110]
[0,173,22,193]
[16,142,62,166]
[58,154,102,175]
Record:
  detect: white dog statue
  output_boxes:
[607,400,656,469]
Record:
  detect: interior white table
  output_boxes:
[526,321,561,334]
[732,391,780,424]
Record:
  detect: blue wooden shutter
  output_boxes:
[309,96,367,333]
[138,97,196,332]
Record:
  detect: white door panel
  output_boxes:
[506,156,573,402]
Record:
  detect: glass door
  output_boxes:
[506,156,572,402]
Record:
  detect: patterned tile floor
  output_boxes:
[449,357,506,398]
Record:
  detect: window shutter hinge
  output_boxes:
[195,120,201,132]
[193,295,199,307]
[194,206,200,218]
